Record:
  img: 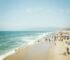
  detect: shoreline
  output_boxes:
[1,32,49,60]
[0,42,33,60]
[1,31,69,60]
[2,30,70,60]
[0,50,15,60]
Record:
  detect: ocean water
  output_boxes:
[0,31,47,55]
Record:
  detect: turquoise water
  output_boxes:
[0,31,47,55]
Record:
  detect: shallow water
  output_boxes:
[0,31,47,55]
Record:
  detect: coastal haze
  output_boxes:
[0,0,70,60]
[0,0,70,31]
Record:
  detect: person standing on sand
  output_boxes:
[67,47,70,55]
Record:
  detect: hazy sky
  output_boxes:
[0,0,70,31]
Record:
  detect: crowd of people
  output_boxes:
[53,30,70,55]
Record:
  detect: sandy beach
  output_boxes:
[3,41,50,60]
[3,30,70,60]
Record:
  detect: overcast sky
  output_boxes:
[0,0,70,31]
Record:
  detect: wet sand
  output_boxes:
[3,41,50,60]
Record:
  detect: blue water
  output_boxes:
[0,31,47,55]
